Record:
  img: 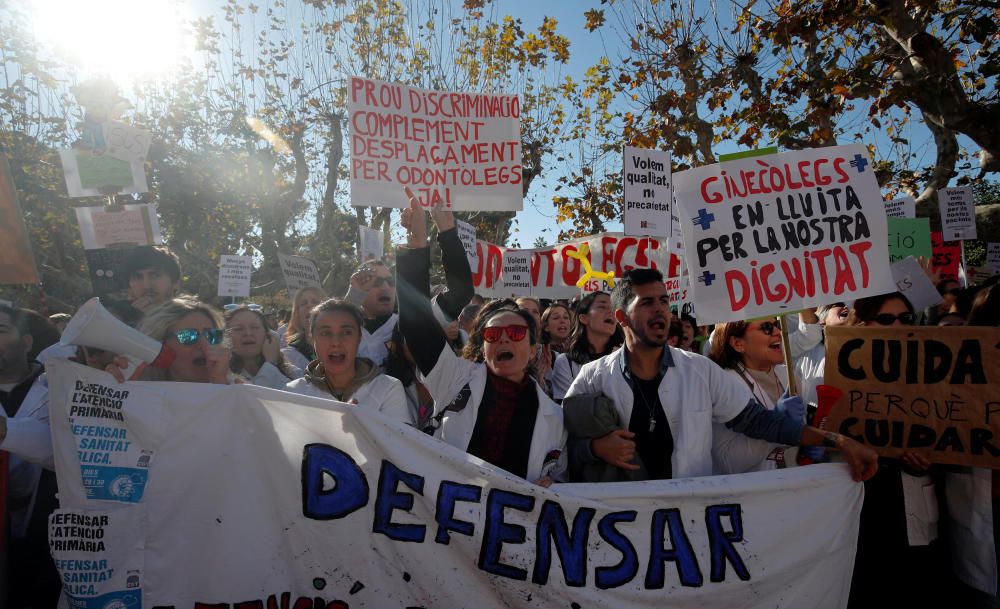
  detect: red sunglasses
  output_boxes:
[482,324,529,343]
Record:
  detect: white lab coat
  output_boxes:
[1,373,53,538]
[285,372,414,426]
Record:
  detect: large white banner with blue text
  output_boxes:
[46,359,862,609]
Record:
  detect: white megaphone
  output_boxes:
[61,298,175,380]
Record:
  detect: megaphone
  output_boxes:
[61,298,175,380]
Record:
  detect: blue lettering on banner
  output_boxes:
[299,446,752,590]
[81,466,148,503]
[66,590,141,609]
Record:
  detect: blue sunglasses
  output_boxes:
[173,328,225,346]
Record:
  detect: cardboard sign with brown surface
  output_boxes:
[825,326,1000,468]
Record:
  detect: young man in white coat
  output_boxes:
[565,268,879,482]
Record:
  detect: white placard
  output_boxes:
[500,249,532,297]
[673,145,896,323]
[623,146,672,237]
[75,204,162,250]
[456,220,479,267]
[938,186,977,241]
[217,255,252,297]
[103,121,152,163]
[986,243,1000,272]
[359,226,384,262]
[884,196,916,219]
[59,149,148,198]
[278,253,323,294]
[348,76,523,211]
[46,358,863,609]
[890,256,942,312]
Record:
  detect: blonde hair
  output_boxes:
[136,297,224,381]
[287,286,326,344]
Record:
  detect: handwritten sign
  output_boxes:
[0,153,39,285]
[103,121,152,163]
[825,326,1000,468]
[938,186,977,241]
[890,256,941,312]
[472,233,671,299]
[623,146,672,237]
[456,220,478,267]
[347,76,522,211]
[358,226,384,262]
[884,196,916,219]
[987,243,1000,273]
[673,145,895,323]
[59,149,148,198]
[931,232,961,281]
[218,255,252,297]
[887,217,931,264]
[500,250,532,297]
[277,253,322,294]
[75,204,162,250]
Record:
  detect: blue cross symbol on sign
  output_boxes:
[849,154,868,173]
[697,270,716,286]
[693,208,716,230]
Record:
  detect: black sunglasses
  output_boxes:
[873,312,915,326]
[371,277,395,288]
[754,320,781,335]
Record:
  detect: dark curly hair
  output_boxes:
[460,298,538,363]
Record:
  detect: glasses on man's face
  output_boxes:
[754,320,781,336]
[873,312,915,326]
[173,328,225,346]
[371,276,395,289]
[482,324,529,343]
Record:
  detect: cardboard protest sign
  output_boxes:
[358,226,384,262]
[277,253,323,294]
[623,146,672,237]
[673,145,895,323]
[938,186,977,241]
[217,255,252,297]
[46,358,863,609]
[824,326,1000,468]
[472,233,671,299]
[348,76,522,211]
[456,220,479,267]
[887,217,932,264]
[987,243,1000,273]
[0,153,39,285]
[884,196,916,219]
[75,204,162,250]
[931,231,961,281]
[891,256,942,311]
[59,149,148,198]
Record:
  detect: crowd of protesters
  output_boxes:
[0,191,998,607]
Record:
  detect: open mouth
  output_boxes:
[496,350,514,362]
[326,353,347,365]
[768,341,782,351]
[241,339,257,347]
[649,318,666,331]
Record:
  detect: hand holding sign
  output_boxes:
[403,186,428,248]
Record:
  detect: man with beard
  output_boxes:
[122,245,182,314]
[564,268,878,482]
[0,304,60,605]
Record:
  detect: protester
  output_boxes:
[75,299,143,371]
[925,278,962,325]
[564,268,878,482]
[122,245,182,313]
[26,307,71,363]
[225,305,301,388]
[397,194,566,485]
[458,302,481,336]
[796,302,851,411]
[541,303,572,352]
[48,312,71,335]
[281,286,325,371]
[550,291,623,401]
[0,304,60,606]
[285,299,412,425]
[967,284,999,326]
[344,261,398,365]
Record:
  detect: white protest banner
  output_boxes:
[59,149,148,198]
[217,255,252,297]
[987,243,1000,273]
[46,358,863,609]
[938,186,977,241]
[891,256,942,312]
[277,253,323,294]
[103,121,152,163]
[456,220,479,267]
[348,76,522,211]
[623,146,672,237]
[75,204,162,250]
[500,250,532,297]
[884,196,916,219]
[673,145,895,323]
[359,226,384,262]
[472,233,671,299]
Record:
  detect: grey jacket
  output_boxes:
[562,392,648,482]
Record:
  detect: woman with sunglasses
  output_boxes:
[285,299,412,425]
[708,317,807,473]
[225,305,301,388]
[397,194,566,486]
[551,292,624,401]
[281,286,326,371]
